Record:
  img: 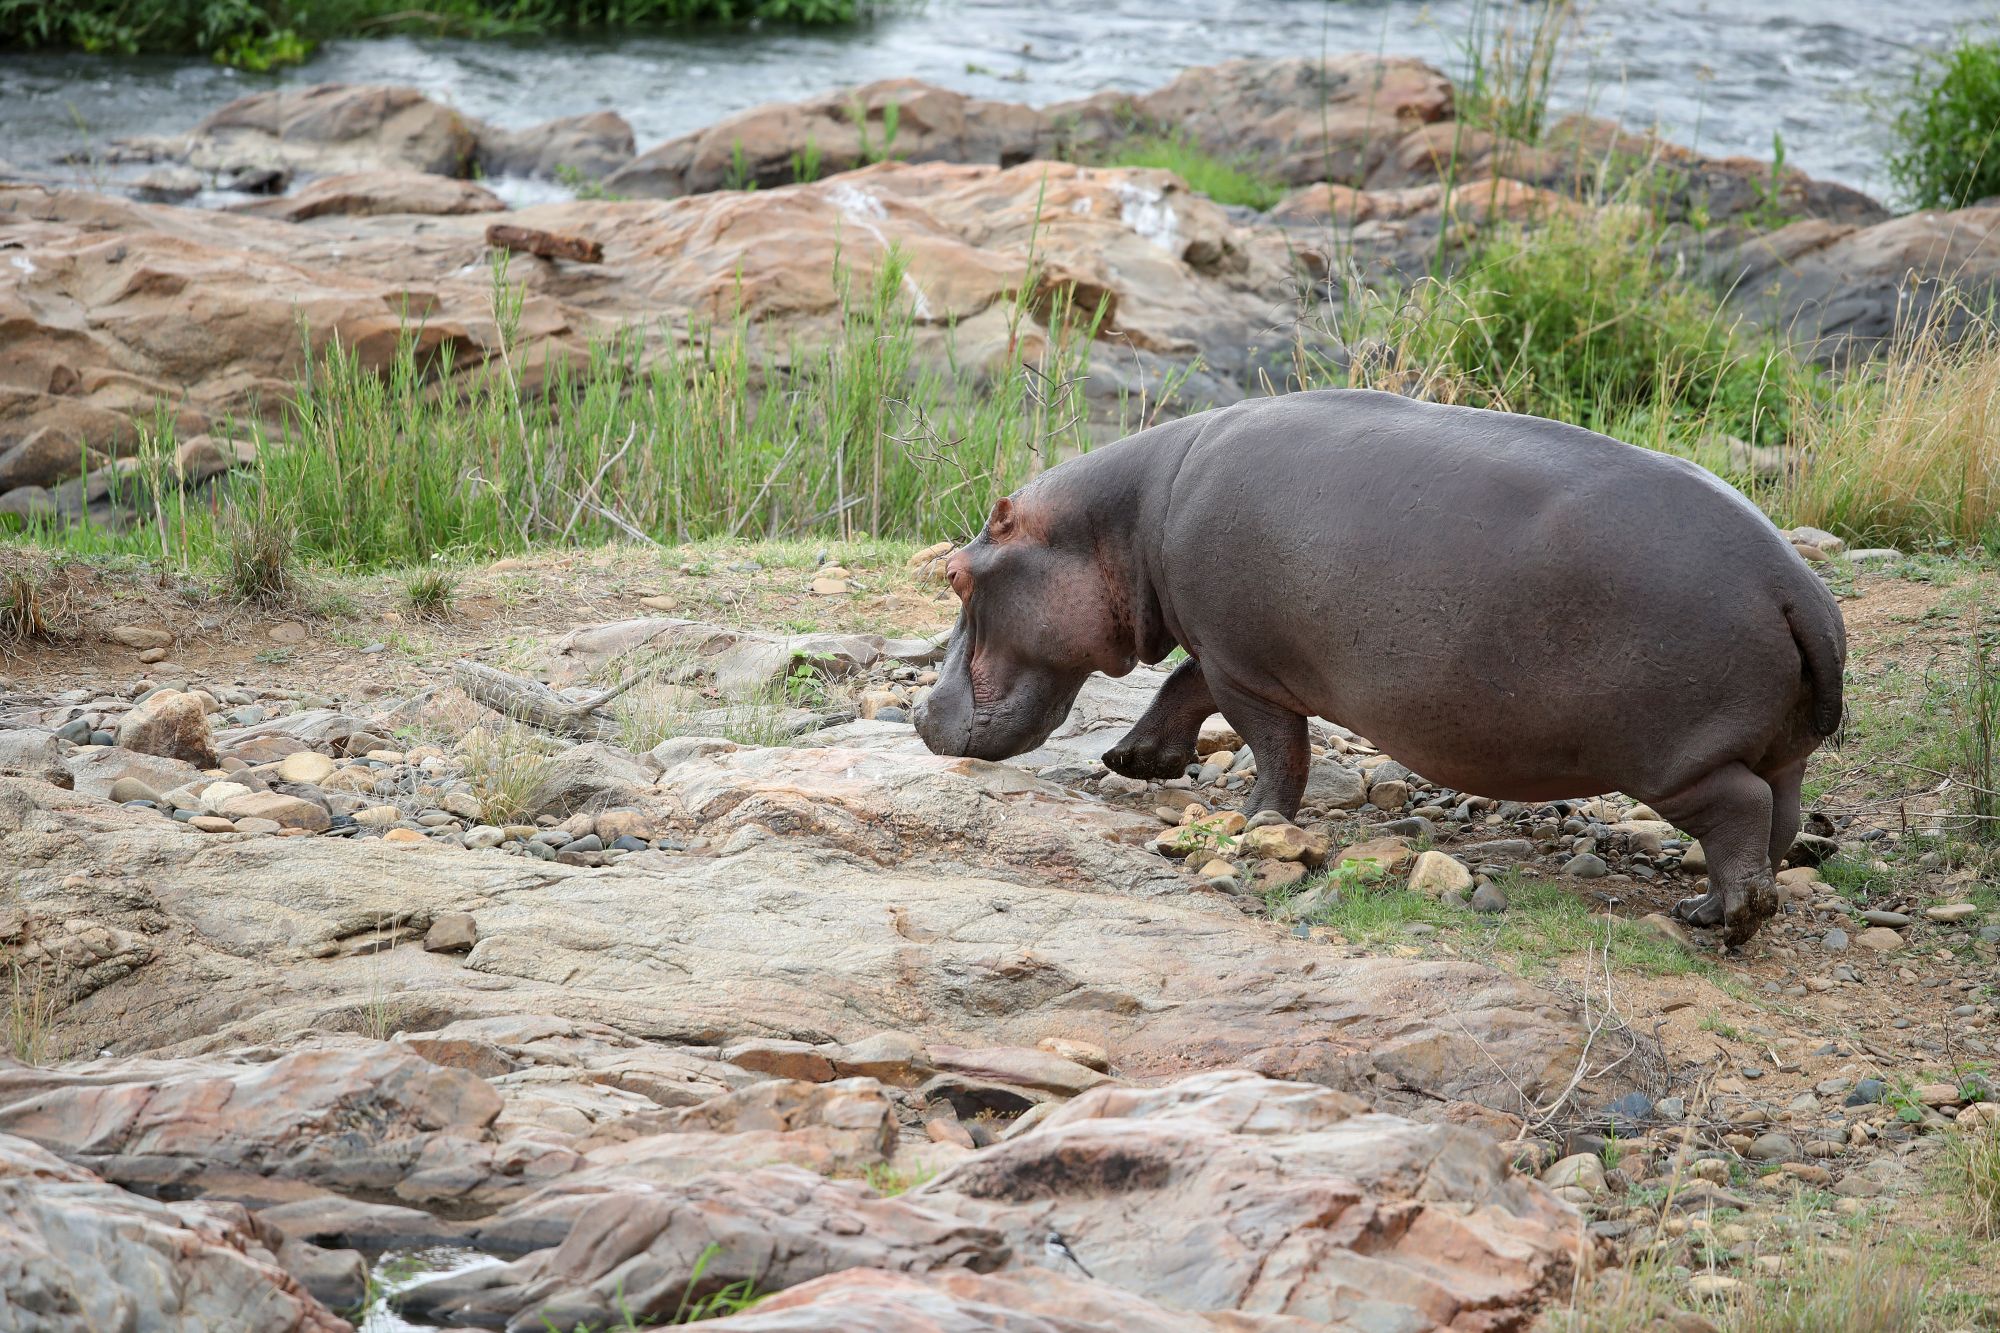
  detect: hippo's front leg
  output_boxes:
[1205,678,1310,820]
[1103,655,1214,781]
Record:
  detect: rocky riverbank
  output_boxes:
[3,538,1998,1327]
[5,53,2000,528]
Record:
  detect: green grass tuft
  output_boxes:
[1102,134,1286,211]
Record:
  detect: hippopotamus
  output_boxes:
[911,389,1844,946]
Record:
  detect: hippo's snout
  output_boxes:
[912,672,976,757]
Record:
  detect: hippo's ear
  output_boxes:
[986,497,1017,541]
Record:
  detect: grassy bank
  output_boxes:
[0,0,879,69]
[11,217,2000,579]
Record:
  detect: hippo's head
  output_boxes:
[913,496,1137,762]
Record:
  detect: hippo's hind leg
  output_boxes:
[1653,762,1779,948]
[1765,759,1807,874]
[1103,655,1214,780]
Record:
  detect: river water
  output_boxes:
[1,0,1991,202]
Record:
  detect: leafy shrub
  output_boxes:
[1888,35,2000,210]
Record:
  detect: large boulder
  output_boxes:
[0,1132,350,1333]
[177,83,479,177]
[1721,205,2000,363]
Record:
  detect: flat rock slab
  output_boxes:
[1,774,1605,1121]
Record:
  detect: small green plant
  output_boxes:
[723,139,759,192]
[1452,0,1577,144]
[1743,130,1796,228]
[1887,33,2000,210]
[861,1162,937,1195]
[850,98,903,164]
[673,1244,761,1323]
[403,565,460,620]
[791,135,824,184]
[555,163,628,202]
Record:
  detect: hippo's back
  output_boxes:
[1155,390,1838,800]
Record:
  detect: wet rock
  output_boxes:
[0,1132,349,1332]
[114,689,218,768]
[479,109,636,180]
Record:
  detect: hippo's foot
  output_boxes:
[1102,736,1198,781]
[1720,876,1781,949]
[1672,890,1725,929]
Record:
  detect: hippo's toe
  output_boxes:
[1103,738,1197,781]
[1673,891,1725,929]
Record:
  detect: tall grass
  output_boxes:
[1302,208,1806,452]
[1451,0,1578,145]
[52,250,1100,571]
[1777,297,2000,551]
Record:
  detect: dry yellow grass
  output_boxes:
[1781,300,2000,551]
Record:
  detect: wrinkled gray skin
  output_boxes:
[912,390,1846,948]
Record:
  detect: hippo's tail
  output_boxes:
[1785,600,1845,738]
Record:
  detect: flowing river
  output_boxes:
[1,0,1992,202]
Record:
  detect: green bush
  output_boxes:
[1429,210,1805,447]
[1888,35,2000,210]
[0,0,871,68]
